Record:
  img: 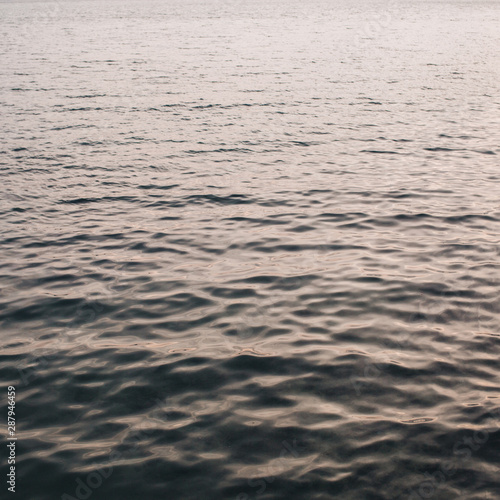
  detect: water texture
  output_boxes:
[0,0,499,499]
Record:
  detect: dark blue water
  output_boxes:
[1,0,499,499]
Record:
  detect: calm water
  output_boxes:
[1,0,499,498]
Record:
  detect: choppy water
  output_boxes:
[1,0,500,498]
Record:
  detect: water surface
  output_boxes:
[0,0,499,498]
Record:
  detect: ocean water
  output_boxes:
[1,0,499,498]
